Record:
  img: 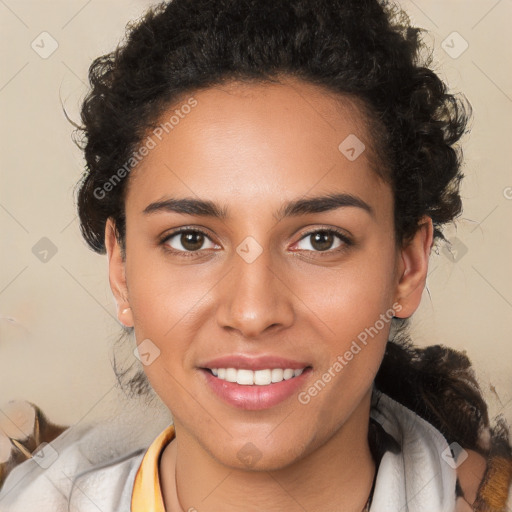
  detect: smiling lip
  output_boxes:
[199,354,311,371]
[198,354,312,410]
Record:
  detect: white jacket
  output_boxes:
[0,388,505,511]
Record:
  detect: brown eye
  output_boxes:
[309,231,335,251]
[294,228,352,254]
[162,229,217,253]
[179,231,205,251]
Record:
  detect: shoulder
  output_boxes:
[69,449,145,512]
[0,448,144,512]
[371,388,512,511]
[0,396,173,512]
[0,421,145,512]
[370,388,459,509]
[0,410,167,512]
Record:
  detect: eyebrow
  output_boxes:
[142,192,374,221]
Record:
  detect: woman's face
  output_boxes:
[106,77,431,470]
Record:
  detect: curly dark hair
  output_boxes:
[75,0,468,255]
[70,0,512,506]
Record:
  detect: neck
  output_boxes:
[160,389,376,512]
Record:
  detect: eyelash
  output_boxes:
[159,226,353,258]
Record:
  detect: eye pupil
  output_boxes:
[311,231,333,251]
[182,232,204,251]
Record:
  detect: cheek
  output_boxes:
[124,252,203,395]
[294,244,398,336]
[295,262,395,437]
[125,245,207,336]
[292,244,397,402]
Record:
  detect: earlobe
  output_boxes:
[105,218,133,327]
[393,216,434,319]
[119,306,133,328]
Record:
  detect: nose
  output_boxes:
[216,244,295,339]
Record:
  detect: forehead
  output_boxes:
[125,78,391,218]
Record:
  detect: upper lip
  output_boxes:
[199,354,311,371]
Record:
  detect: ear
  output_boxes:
[105,217,134,327]
[393,215,434,319]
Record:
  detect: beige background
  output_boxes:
[0,0,511,431]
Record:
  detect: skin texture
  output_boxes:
[105,76,433,512]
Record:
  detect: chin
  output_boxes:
[209,439,310,472]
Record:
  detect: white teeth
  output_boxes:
[283,369,294,380]
[225,367,237,382]
[236,369,254,385]
[254,369,271,385]
[271,368,283,383]
[209,367,306,385]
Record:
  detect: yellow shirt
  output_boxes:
[131,424,176,512]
